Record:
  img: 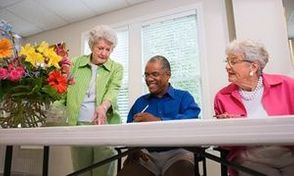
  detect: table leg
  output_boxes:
[43,146,50,176]
[4,145,13,176]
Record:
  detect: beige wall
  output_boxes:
[232,0,293,74]
[24,0,228,175]
[25,0,230,122]
[23,0,294,119]
[15,0,292,175]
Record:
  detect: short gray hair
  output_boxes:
[226,39,269,72]
[88,25,118,50]
[148,55,171,72]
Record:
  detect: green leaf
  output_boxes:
[9,85,31,97]
[42,85,62,100]
[0,86,4,100]
[11,85,31,92]
[0,80,13,99]
[31,84,41,94]
[11,92,30,97]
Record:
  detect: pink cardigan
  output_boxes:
[214,73,294,175]
[214,73,294,116]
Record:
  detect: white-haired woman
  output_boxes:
[214,39,294,176]
[66,25,123,176]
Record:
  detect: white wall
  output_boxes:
[26,0,229,121]
[19,0,292,175]
[24,0,228,175]
[233,0,294,74]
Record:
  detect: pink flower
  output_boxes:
[55,42,68,57]
[61,64,70,75]
[8,66,25,81]
[0,67,8,80]
[7,64,14,71]
[60,56,71,65]
[60,56,72,76]
[15,66,25,74]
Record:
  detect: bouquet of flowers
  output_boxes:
[0,20,73,128]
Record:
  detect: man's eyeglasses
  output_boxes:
[143,72,165,79]
[225,59,253,67]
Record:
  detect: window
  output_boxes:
[110,30,129,121]
[82,8,203,122]
[142,12,202,106]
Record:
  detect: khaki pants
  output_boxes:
[139,148,194,176]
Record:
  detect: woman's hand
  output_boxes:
[214,112,244,119]
[93,105,107,125]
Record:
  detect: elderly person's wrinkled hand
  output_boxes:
[92,105,107,125]
[214,112,244,119]
[133,112,161,122]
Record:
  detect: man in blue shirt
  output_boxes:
[118,55,201,176]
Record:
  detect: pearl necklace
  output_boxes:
[239,77,263,101]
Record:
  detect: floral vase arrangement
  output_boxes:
[0,20,74,128]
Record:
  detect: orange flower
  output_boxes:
[0,38,13,58]
[47,70,68,93]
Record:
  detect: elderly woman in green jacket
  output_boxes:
[66,25,123,176]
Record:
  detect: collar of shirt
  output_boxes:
[77,54,112,72]
[146,84,176,100]
[219,73,282,96]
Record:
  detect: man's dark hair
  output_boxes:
[148,55,171,72]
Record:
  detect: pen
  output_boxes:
[141,104,149,112]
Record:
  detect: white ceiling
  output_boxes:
[0,0,152,37]
[1,0,293,38]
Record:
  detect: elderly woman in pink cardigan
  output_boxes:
[214,39,294,176]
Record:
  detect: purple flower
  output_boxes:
[0,20,13,38]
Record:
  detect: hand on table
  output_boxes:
[92,105,107,125]
[214,112,244,119]
[133,112,160,122]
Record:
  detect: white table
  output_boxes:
[1,116,294,146]
[1,116,294,176]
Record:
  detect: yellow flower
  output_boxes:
[37,41,49,53]
[34,41,61,68]
[0,21,74,128]
[20,44,44,66]
[0,38,13,58]
[48,51,61,68]
[42,47,61,68]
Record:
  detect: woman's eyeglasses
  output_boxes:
[225,58,253,67]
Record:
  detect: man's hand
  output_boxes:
[133,112,161,122]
